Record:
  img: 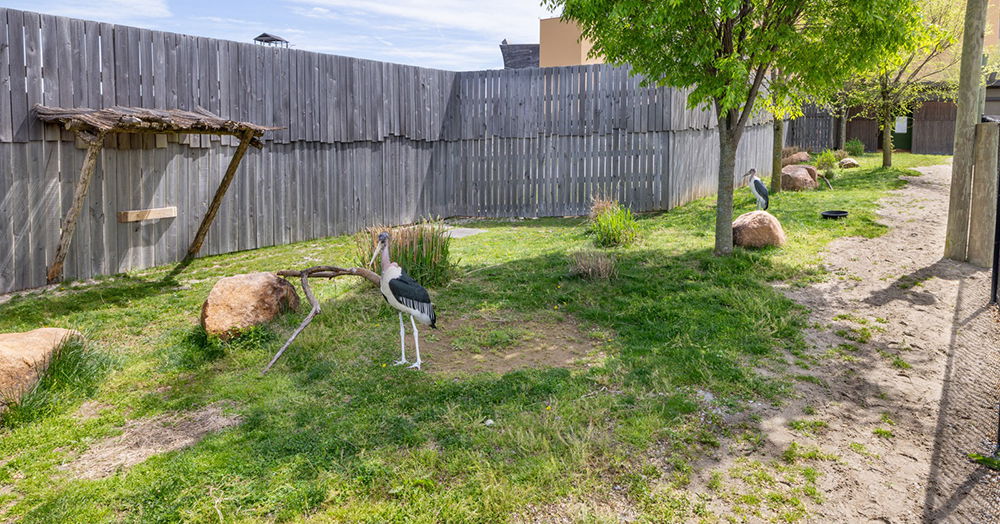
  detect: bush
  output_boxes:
[815,149,837,170]
[833,149,849,161]
[1,336,114,428]
[844,138,865,157]
[356,221,454,287]
[589,202,638,248]
[570,250,617,280]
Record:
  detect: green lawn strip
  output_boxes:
[0,154,949,521]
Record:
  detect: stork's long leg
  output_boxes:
[394,312,408,365]
[408,315,422,369]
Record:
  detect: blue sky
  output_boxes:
[3,0,560,70]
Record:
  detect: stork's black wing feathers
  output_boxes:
[752,178,769,210]
[388,270,436,327]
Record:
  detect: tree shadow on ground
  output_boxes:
[0,274,182,329]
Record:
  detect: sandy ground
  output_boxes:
[688,163,1000,522]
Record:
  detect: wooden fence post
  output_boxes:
[183,130,254,262]
[46,133,105,284]
[968,122,999,267]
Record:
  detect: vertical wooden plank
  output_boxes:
[0,10,10,143]
[0,144,12,291]
[23,11,42,141]
[7,10,27,143]
[11,144,29,287]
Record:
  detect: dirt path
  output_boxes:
[691,164,1000,522]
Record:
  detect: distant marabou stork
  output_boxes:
[369,231,437,369]
[743,168,769,210]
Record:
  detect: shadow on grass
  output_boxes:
[0,275,182,329]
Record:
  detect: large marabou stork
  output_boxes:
[369,231,437,369]
[743,168,769,210]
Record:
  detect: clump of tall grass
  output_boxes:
[1,335,114,428]
[588,195,617,219]
[844,138,865,157]
[815,149,838,170]
[356,221,454,287]
[588,199,638,248]
[569,250,617,280]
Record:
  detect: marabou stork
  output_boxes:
[369,231,437,369]
[743,168,769,210]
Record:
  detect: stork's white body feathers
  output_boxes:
[379,264,435,326]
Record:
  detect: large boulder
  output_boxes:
[780,165,819,191]
[782,151,811,166]
[838,157,860,169]
[0,328,82,404]
[200,273,300,339]
[733,211,786,248]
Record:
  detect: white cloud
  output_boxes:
[288,0,558,44]
[23,0,171,23]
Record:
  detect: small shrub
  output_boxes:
[844,138,865,156]
[815,149,837,170]
[588,195,617,219]
[570,250,617,279]
[823,168,836,181]
[356,220,453,287]
[1,336,114,428]
[833,149,849,161]
[781,146,801,159]
[589,202,639,248]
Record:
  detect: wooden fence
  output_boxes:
[0,7,773,293]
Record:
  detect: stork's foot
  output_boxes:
[408,360,422,370]
[393,359,409,366]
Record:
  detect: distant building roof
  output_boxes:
[254,33,288,46]
[500,40,539,69]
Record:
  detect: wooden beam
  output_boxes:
[945,0,989,261]
[46,135,105,284]
[117,206,177,223]
[182,130,254,262]
[968,122,999,267]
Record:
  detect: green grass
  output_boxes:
[0,153,949,522]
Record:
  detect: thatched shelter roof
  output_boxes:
[34,105,278,147]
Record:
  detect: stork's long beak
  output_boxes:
[368,240,382,268]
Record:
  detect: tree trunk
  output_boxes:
[881,119,893,168]
[838,115,848,151]
[771,117,783,194]
[715,124,738,256]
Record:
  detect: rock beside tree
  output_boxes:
[200,273,300,339]
[0,328,82,405]
[733,211,786,248]
[781,165,819,191]
[782,151,811,166]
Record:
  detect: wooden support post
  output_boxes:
[46,134,105,284]
[945,0,989,261]
[183,130,255,262]
[968,122,999,268]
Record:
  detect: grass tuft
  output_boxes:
[1,335,114,428]
[569,250,617,280]
[356,221,454,287]
[588,201,639,248]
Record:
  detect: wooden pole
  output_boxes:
[183,130,255,262]
[967,122,999,267]
[770,117,783,194]
[46,134,105,284]
[944,0,989,261]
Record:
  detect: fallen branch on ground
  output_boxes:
[261,266,379,374]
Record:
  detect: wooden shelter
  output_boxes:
[34,105,278,284]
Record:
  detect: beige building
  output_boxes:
[538,17,601,68]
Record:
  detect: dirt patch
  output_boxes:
[418,317,608,375]
[513,491,638,523]
[63,401,242,480]
[73,401,111,421]
[685,163,1000,521]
